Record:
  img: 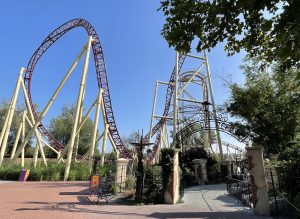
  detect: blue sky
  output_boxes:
[0,1,246,151]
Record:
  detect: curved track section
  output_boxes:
[144,55,186,162]
[24,18,131,159]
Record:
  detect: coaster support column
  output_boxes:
[64,36,92,180]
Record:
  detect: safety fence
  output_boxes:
[266,168,300,218]
[226,176,252,208]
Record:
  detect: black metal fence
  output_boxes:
[226,176,252,208]
[266,168,300,218]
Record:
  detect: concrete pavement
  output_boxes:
[0,181,273,219]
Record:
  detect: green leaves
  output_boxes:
[159,0,300,70]
[48,104,97,157]
[226,60,300,154]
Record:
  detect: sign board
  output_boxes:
[89,175,101,195]
[19,169,30,181]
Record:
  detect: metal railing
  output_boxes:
[226,176,252,208]
[266,169,300,218]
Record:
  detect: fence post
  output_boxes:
[270,170,279,214]
[248,184,251,209]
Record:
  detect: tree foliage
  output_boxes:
[48,105,96,157]
[0,99,32,156]
[159,0,300,70]
[225,60,300,154]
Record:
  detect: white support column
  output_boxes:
[204,50,223,159]
[74,84,87,161]
[21,111,26,167]
[23,113,46,167]
[32,142,39,168]
[10,122,23,159]
[173,51,179,138]
[0,68,24,167]
[165,123,170,148]
[88,88,103,173]
[149,80,159,142]
[64,36,93,181]
[100,124,109,167]
[10,41,87,166]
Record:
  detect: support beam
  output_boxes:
[32,142,39,168]
[10,41,88,166]
[74,83,87,160]
[64,36,93,181]
[178,63,204,95]
[153,115,173,120]
[173,51,179,137]
[10,121,23,159]
[177,98,205,104]
[23,112,46,167]
[204,50,223,159]
[88,88,103,173]
[100,124,109,167]
[149,81,159,141]
[21,111,26,167]
[186,53,206,60]
[0,68,24,167]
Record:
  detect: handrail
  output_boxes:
[274,187,300,212]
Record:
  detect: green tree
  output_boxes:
[225,60,300,154]
[48,105,97,157]
[159,0,300,70]
[0,99,32,156]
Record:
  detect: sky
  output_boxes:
[0,1,246,152]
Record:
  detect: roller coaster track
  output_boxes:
[23,18,131,159]
[144,55,186,162]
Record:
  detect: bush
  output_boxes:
[68,169,77,181]
[0,161,116,181]
[0,165,22,180]
[125,176,135,190]
[28,166,44,181]
[277,143,300,217]
[143,165,163,204]
[74,162,89,181]
[96,163,116,176]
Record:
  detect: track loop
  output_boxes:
[24,18,131,159]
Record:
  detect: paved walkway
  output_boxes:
[0,181,273,219]
[0,180,14,184]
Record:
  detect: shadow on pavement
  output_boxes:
[147,211,271,219]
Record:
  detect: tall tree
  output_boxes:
[159,0,300,70]
[225,60,300,154]
[48,105,97,157]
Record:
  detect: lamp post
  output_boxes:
[130,130,154,204]
[202,100,212,152]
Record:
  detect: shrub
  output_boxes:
[96,163,116,176]
[74,162,89,181]
[68,169,77,181]
[0,165,22,180]
[125,176,135,190]
[143,165,163,204]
